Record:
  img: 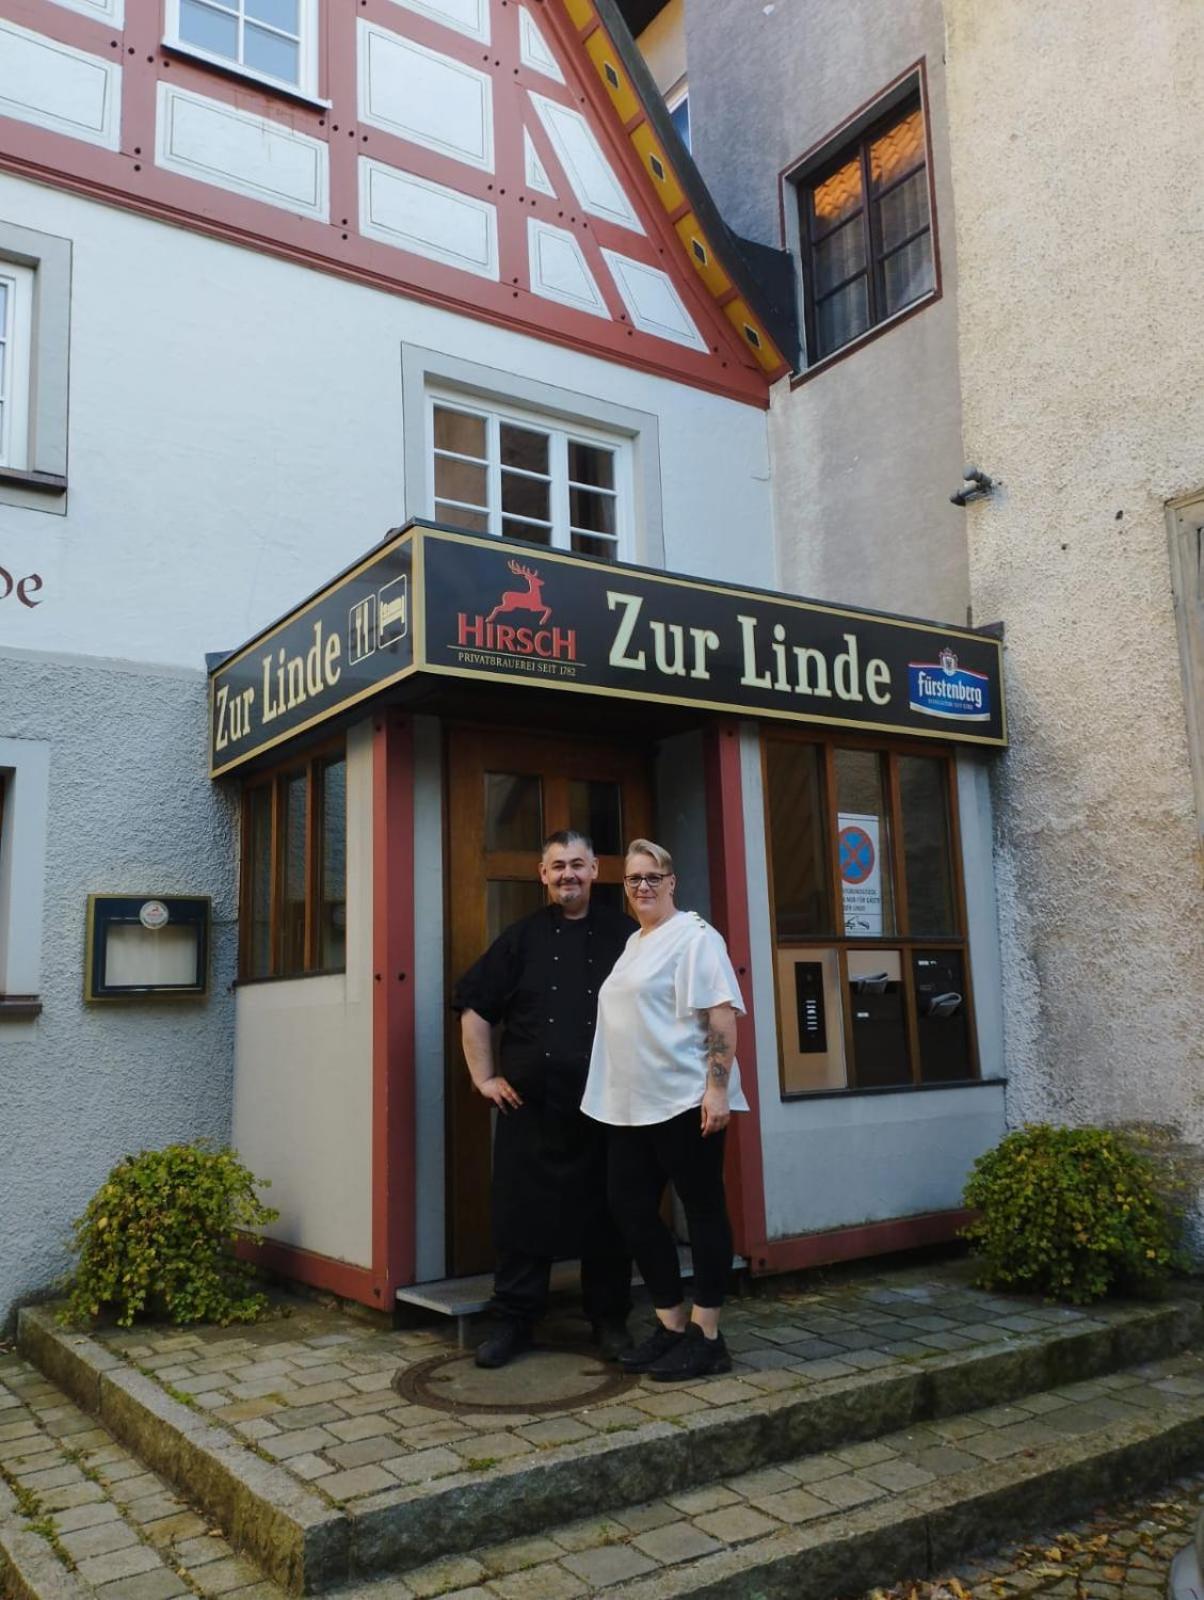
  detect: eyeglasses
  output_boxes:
[624,873,668,889]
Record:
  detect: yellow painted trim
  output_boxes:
[723,298,780,374]
[673,213,732,297]
[631,123,685,212]
[585,32,641,122]
[563,0,594,27]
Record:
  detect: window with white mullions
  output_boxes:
[0,264,33,472]
[429,395,629,561]
[170,0,315,92]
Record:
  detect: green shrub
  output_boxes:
[961,1123,1184,1303]
[64,1142,278,1328]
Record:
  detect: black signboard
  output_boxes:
[210,534,413,777]
[210,523,1004,775]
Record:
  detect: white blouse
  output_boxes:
[581,910,750,1127]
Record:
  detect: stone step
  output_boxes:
[332,1347,1204,1600]
[16,1288,1204,1594]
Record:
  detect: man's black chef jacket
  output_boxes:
[453,900,633,1256]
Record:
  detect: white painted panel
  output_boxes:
[155,84,329,220]
[45,0,124,23]
[232,722,374,1268]
[523,127,556,198]
[360,156,499,279]
[529,91,643,234]
[601,248,707,350]
[358,21,494,173]
[528,218,610,319]
[0,19,120,151]
[519,8,563,82]
[384,0,489,45]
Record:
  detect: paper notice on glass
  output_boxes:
[837,812,882,936]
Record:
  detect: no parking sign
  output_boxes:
[838,813,882,935]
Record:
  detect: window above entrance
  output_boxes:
[428,393,630,563]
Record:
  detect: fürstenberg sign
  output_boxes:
[209,523,1006,776]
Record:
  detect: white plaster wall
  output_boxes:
[232,721,374,1266]
[738,723,1005,1236]
[945,0,1204,1140]
[0,647,235,1329]
[686,0,970,627]
[0,171,775,671]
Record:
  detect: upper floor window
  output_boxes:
[795,90,935,366]
[429,394,629,563]
[666,83,690,150]
[168,0,317,95]
[0,262,34,472]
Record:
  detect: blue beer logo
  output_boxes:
[907,647,990,722]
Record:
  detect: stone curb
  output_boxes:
[599,1397,1204,1598]
[16,1298,1203,1590]
[0,1477,92,1600]
[16,1309,350,1596]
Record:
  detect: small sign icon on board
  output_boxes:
[349,595,376,663]
[378,575,408,646]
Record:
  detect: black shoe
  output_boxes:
[592,1318,634,1362]
[617,1322,685,1372]
[474,1322,534,1369]
[648,1324,732,1382]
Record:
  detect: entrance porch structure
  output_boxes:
[210,521,1009,1315]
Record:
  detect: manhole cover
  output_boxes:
[393,1346,637,1415]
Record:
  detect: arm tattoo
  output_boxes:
[705,1026,732,1087]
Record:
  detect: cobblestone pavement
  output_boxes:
[0,1343,287,1598]
[4,1316,1204,1598]
[844,1471,1204,1600]
[86,1263,1115,1514]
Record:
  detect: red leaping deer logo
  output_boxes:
[487,560,552,627]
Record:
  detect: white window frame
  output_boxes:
[0,741,50,1014]
[164,0,322,100]
[0,262,34,472]
[426,388,634,563]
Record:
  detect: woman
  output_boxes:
[581,839,748,1381]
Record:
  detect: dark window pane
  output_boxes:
[810,154,863,233]
[319,758,346,970]
[591,880,625,914]
[571,532,617,561]
[834,748,895,936]
[179,0,238,57]
[569,487,616,536]
[435,456,487,508]
[765,740,831,937]
[899,755,955,935]
[877,167,930,254]
[501,470,550,521]
[568,441,614,489]
[486,879,546,944]
[247,784,273,978]
[813,216,866,296]
[501,517,552,546]
[668,94,690,150]
[881,233,934,316]
[500,423,549,473]
[869,106,924,193]
[435,501,489,533]
[484,773,542,851]
[282,771,307,974]
[245,22,298,80]
[568,779,621,856]
[816,277,869,358]
[433,407,486,459]
[847,949,910,1086]
[914,949,973,1083]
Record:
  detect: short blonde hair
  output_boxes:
[626,838,674,874]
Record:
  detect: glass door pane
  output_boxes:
[834,749,895,936]
[484,772,543,851]
[765,739,832,936]
[899,755,956,934]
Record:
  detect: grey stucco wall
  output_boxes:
[685,0,971,626]
[0,647,236,1328]
[945,1,1204,1140]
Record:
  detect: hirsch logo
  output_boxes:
[456,559,578,661]
[907,647,991,722]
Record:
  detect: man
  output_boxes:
[454,830,635,1369]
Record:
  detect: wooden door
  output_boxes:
[445,725,653,1275]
